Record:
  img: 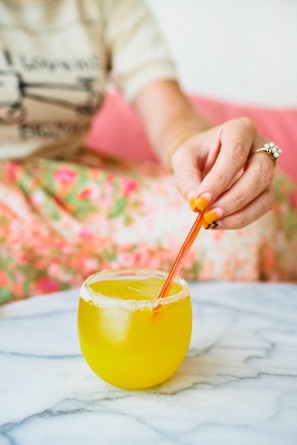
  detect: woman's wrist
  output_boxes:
[134,81,211,167]
[165,132,196,171]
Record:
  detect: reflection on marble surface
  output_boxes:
[0,283,297,445]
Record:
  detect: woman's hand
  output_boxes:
[135,81,275,229]
[171,117,275,229]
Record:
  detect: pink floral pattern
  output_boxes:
[0,150,296,304]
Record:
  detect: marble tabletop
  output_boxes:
[1,282,297,445]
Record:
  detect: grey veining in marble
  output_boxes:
[0,283,297,445]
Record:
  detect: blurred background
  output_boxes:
[146,0,297,107]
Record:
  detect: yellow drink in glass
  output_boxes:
[78,269,192,389]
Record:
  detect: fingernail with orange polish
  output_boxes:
[188,193,199,212]
[195,192,212,211]
[203,219,222,230]
[188,191,212,212]
[202,219,210,229]
[204,207,224,224]
[188,191,198,212]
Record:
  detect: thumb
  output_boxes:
[171,144,203,211]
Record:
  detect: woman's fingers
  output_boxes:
[204,187,275,230]
[171,141,203,204]
[203,146,275,224]
[171,117,276,230]
[191,118,256,211]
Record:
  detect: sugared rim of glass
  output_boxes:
[80,269,190,310]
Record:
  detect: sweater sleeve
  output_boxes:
[103,0,178,102]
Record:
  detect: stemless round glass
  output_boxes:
[77,269,192,389]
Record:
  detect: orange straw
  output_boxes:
[158,212,204,299]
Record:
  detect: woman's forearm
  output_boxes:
[134,80,211,166]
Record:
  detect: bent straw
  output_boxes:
[157,212,204,300]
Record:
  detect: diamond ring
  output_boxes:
[255,142,282,163]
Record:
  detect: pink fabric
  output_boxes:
[87,92,297,185]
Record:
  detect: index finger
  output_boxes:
[193,118,255,210]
